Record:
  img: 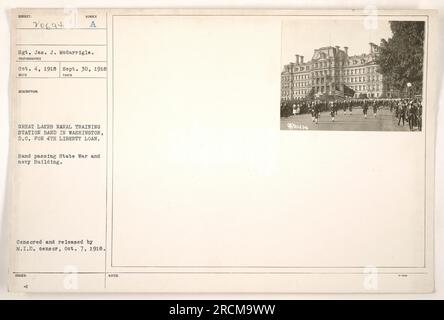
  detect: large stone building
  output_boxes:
[281,43,385,101]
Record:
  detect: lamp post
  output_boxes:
[406,82,412,98]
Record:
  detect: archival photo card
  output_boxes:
[7,9,437,293]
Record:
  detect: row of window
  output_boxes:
[351,85,380,91]
[345,75,381,83]
[293,82,310,87]
[282,92,382,99]
[292,89,309,95]
[286,65,379,76]
[345,66,378,75]
[291,74,310,80]
[282,84,381,94]
[285,75,382,88]
[290,60,377,72]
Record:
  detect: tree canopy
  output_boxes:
[376,21,425,96]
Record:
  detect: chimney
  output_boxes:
[300,56,304,64]
[295,54,300,64]
[344,46,348,55]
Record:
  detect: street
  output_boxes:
[280,107,413,131]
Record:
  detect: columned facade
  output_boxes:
[281,43,385,101]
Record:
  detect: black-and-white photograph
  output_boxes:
[280,19,425,131]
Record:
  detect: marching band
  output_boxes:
[280,97,423,131]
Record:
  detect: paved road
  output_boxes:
[280,107,414,131]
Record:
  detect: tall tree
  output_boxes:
[376,21,424,96]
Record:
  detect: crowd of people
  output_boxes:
[280,98,423,131]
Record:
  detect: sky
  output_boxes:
[281,18,393,68]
